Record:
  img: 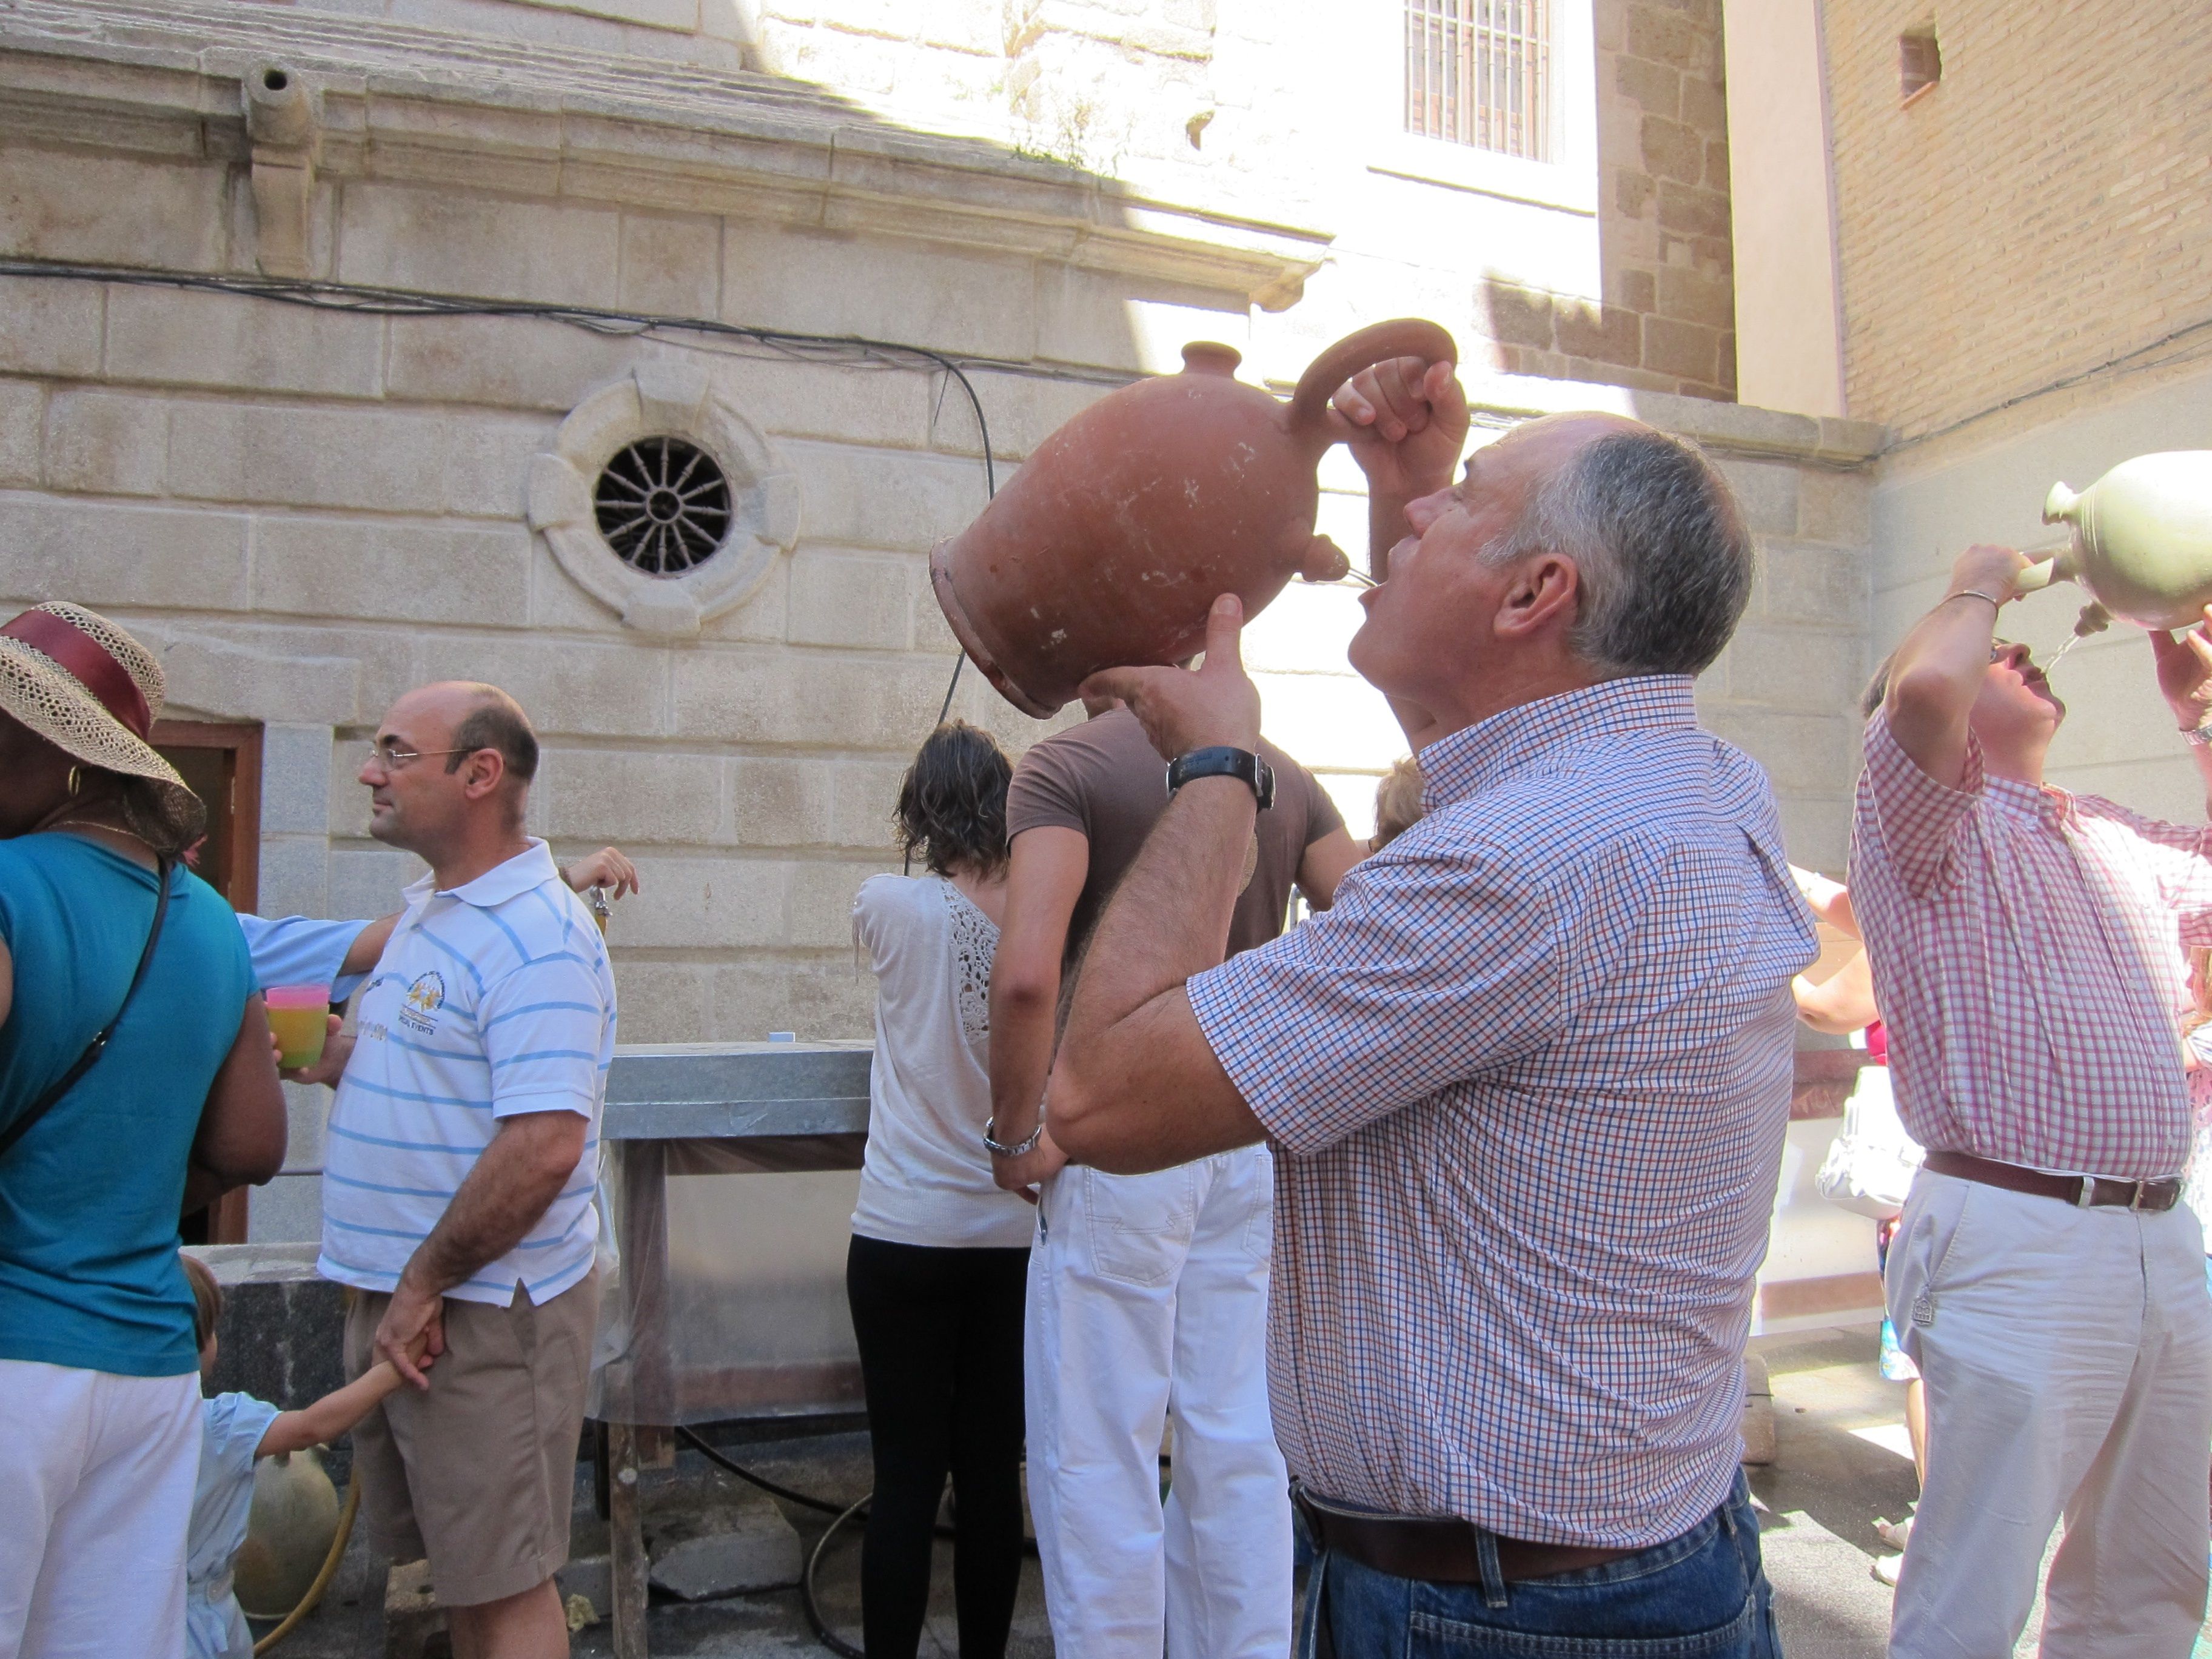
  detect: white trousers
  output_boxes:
[1026,1145,1292,1658]
[0,1359,200,1659]
[1885,1170,2212,1659]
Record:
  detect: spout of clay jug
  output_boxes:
[1298,534,1350,583]
[2070,602,2112,638]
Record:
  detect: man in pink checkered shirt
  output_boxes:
[1852,541,2212,1658]
[1043,355,1811,1658]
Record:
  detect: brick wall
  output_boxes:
[1478,0,1736,401]
[1824,0,2212,439]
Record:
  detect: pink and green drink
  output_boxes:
[266,985,331,1071]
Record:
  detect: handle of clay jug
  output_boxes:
[2022,482,2083,593]
[2013,552,2073,594]
[1287,318,1461,436]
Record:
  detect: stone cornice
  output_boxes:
[0,0,1330,309]
[1457,369,1889,467]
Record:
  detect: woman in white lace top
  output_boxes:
[847,721,1037,1659]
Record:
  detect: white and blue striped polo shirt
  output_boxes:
[317,839,615,1307]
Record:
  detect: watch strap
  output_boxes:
[1167,745,1275,810]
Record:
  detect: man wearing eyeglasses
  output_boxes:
[1851,546,2212,1659]
[287,680,618,1659]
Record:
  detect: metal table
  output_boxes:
[593,1041,874,1658]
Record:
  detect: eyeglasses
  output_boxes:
[362,741,473,771]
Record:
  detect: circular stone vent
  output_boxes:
[593,436,733,576]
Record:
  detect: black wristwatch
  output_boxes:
[1167,745,1275,810]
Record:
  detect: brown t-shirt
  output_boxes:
[1005,708,1345,973]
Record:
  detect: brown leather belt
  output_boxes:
[1292,1485,1637,1585]
[1924,1148,2182,1212]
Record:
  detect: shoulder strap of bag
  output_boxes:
[0,857,174,1162]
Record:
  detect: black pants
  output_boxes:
[845,1233,1030,1659]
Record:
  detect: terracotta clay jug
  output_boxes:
[929,318,1458,717]
[2019,451,2212,634]
[235,1446,341,1618]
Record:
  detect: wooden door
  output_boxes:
[153,720,263,1244]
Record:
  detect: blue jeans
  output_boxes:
[1299,1472,1780,1658]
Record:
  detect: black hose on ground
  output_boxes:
[674,1424,1076,1657]
[675,1425,859,1517]
[800,1495,872,1659]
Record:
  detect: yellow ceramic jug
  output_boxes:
[2018,451,2212,634]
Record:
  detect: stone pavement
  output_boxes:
[259,1324,2201,1657]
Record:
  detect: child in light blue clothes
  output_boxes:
[180,1254,422,1659]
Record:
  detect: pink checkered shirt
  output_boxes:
[1849,710,2204,1179]
[1188,677,1815,1548]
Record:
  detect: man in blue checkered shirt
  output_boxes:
[1049,356,1814,1658]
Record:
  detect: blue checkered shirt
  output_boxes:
[1188,676,1815,1547]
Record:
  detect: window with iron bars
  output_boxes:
[1404,0,1553,163]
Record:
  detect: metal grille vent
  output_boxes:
[594,437,733,576]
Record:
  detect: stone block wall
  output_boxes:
[1660,403,1879,873]
[315,0,1738,407]
[0,280,1875,1243]
[1823,0,2212,441]
[0,269,1102,1039]
[0,252,1136,1238]
[0,2,1875,1252]
[1475,0,1735,401]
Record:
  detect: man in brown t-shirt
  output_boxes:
[987,693,1356,1659]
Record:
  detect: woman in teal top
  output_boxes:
[0,602,286,1659]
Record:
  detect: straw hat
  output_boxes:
[0,602,193,808]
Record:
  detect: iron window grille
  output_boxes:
[594,435,734,576]
[1404,0,1553,163]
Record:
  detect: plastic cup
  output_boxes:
[266,985,332,1071]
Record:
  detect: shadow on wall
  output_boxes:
[1473,262,1735,405]
[1462,0,1739,403]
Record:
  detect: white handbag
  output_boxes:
[1814,1062,1925,1222]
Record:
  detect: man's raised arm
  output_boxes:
[1884,545,2028,787]
[1330,354,1467,752]
[1048,597,1268,1172]
[2148,604,2212,820]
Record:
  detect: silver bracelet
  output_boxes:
[1945,588,2004,611]
[2184,723,2212,749]
[983,1114,1045,1158]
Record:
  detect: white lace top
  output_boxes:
[849,874,1037,1250]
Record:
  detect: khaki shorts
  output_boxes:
[344,1267,600,1607]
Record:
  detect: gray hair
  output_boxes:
[1484,427,1752,677]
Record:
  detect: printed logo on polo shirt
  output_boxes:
[398,971,447,1035]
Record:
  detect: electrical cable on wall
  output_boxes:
[1879,307,2212,457]
[0,256,1024,877]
